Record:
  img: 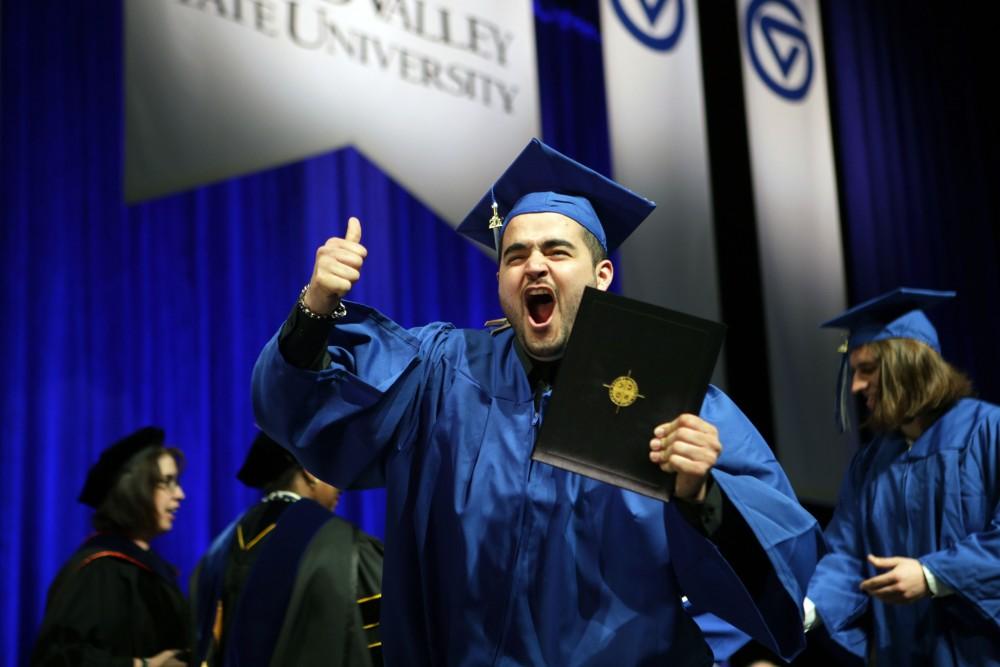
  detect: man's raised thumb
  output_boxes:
[345,216,362,244]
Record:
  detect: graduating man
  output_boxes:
[190,432,383,667]
[252,139,823,665]
[807,288,1000,665]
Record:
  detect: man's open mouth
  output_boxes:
[525,288,555,326]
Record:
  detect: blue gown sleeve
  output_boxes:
[252,302,451,489]
[666,387,827,662]
[919,416,1000,630]
[805,447,873,658]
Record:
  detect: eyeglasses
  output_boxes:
[155,475,182,491]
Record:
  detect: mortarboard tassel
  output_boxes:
[834,339,852,433]
[489,197,503,259]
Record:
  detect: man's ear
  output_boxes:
[595,259,614,291]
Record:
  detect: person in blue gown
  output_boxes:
[252,139,823,665]
[807,288,1000,665]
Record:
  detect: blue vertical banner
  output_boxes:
[737,0,854,503]
[600,0,726,384]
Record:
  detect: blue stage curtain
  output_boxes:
[822,0,1000,401]
[0,0,609,663]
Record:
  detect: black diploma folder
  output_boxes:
[532,287,726,502]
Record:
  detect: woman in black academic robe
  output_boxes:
[31,427,192,667]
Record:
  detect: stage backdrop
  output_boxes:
[3,1,999,665]
[0,2,610,664]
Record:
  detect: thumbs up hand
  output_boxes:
[303,216,367,315]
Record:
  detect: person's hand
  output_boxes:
[859,554,929,604]
[304,217,367,314]
[160,650,189,667]
[648,414,721,501]
[138,649,189,667]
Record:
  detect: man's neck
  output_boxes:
[512,337,561,391]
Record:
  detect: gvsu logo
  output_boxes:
[611,0,685,52]
[745,0,813,101]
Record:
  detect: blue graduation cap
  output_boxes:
[820,287,955,353]
[820,287,955,431]
[456,138,655,257]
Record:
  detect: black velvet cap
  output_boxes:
[78,426,165,508]
[237,432,300,489]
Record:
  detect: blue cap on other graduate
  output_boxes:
[820,287,955,353]
[822,288,954,431]
[456,138,655,257]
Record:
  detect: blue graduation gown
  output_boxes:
[252,303,822,665]
[808,398,1000,665]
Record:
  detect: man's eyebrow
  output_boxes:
[501,241,529,260]
[540,238,575,251]
[501,238,576,260]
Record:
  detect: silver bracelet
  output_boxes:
[297,284,347,320]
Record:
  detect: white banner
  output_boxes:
[125,0,540,225]
[737,0,853,503]
[600,0,725,382]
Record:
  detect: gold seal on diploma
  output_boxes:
[603,370,645,413]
